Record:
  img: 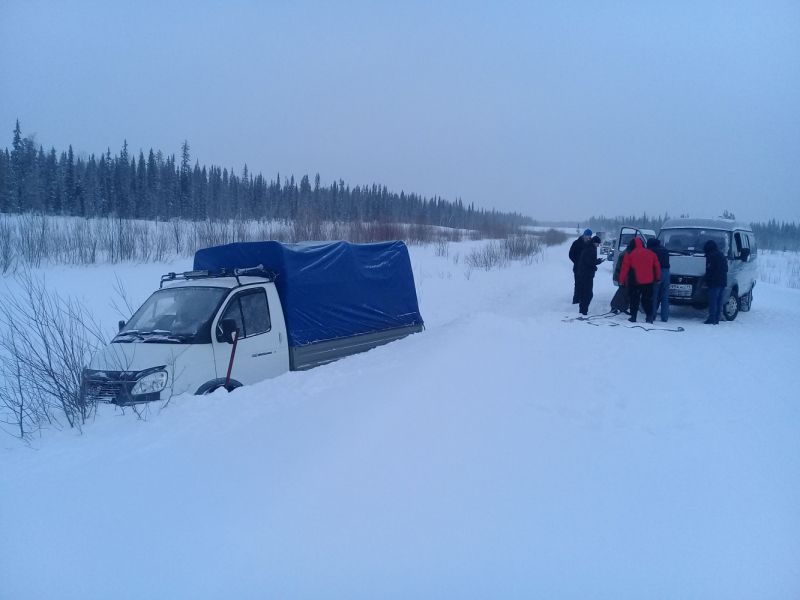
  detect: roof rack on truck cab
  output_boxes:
[159,264,275,288]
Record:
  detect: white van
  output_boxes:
[657,218,758,320]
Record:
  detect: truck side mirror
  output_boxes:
[740,248,750,262]
[118,320,126,332]
[218,318,238,344]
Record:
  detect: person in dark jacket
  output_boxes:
[610,239,637,314]
[576,236,605,315]
[646,238,671,322]
[619,237,661,323]
[569,229,592,303]
[703,239,728,324]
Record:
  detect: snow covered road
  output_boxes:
[1,241,799,599]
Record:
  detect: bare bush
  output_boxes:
[435,240,450,258]
[502,234,542,263]
[0,274,107,440]
[538,228,568,246]
[17,213,50,268]
[463,235,544,272]
[465,241,509,271]
[0,216,15,273]
[408,221,435,245]
[0,214,499,272]
[153,221,171,262]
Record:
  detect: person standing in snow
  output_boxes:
[610,239,638,314]
[576,236,605,315]
[569,229,593,304]
[646,238,671,322]
[703,239,728,324]
[618,237,661,324]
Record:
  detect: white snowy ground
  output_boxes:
[1,242,799,600]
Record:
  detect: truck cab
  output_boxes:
[83,270,290,405]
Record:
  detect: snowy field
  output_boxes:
[1,240,799,599]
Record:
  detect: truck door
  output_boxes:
[212,286,287,386]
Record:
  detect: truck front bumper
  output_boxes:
[80,367,165,406]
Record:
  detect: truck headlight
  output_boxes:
[131,371,168,395]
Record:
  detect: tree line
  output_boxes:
[586,212,800,251]
[0,121,532,235]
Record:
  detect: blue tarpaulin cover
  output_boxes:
[193,240,423,347]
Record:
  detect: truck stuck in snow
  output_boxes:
[81,240,424,405]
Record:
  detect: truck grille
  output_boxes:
[84,381,124,402]
[81,368,164,405]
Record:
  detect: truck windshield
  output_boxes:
[114,287,228,344]
[658,228,730,256]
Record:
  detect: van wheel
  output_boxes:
[723,291,739,321]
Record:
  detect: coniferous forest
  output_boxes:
[0,121,532,233]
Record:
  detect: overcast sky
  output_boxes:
[1,1,798,223]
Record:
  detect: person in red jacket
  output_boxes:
[618,237,661,324]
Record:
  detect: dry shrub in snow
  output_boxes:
[465,241,510,271]
[503,234,543,263]
[0,274,106,440]
[539,228,568,246]
[758,250,800,289]
[463,234,544,272]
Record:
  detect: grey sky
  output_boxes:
[1,1,798,222]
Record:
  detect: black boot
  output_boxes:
[628,317,637,323]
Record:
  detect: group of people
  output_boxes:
[569,230,728,325]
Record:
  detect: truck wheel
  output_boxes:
[195,378,243,395]
[723,291,739,321]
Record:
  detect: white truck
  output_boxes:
[81,240,424,405]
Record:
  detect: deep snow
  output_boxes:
[1,241,798,600]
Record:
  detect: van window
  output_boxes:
[734,232,751,258]
[619,232,644,249]
[240,290,271,335]
[658,228,729,255]
[115,286,228,344]
[218,288,271,340]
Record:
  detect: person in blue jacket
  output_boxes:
[703,239,728,324]
[647,238,671,322]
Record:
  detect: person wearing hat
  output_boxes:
[619,237,661,324]
[576,235,605,315]
[703,239,728,324]
[569,229,593,304]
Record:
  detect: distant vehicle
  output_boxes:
[600,239,613,255]
[658,218,757,321]
[82,241,424,405]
